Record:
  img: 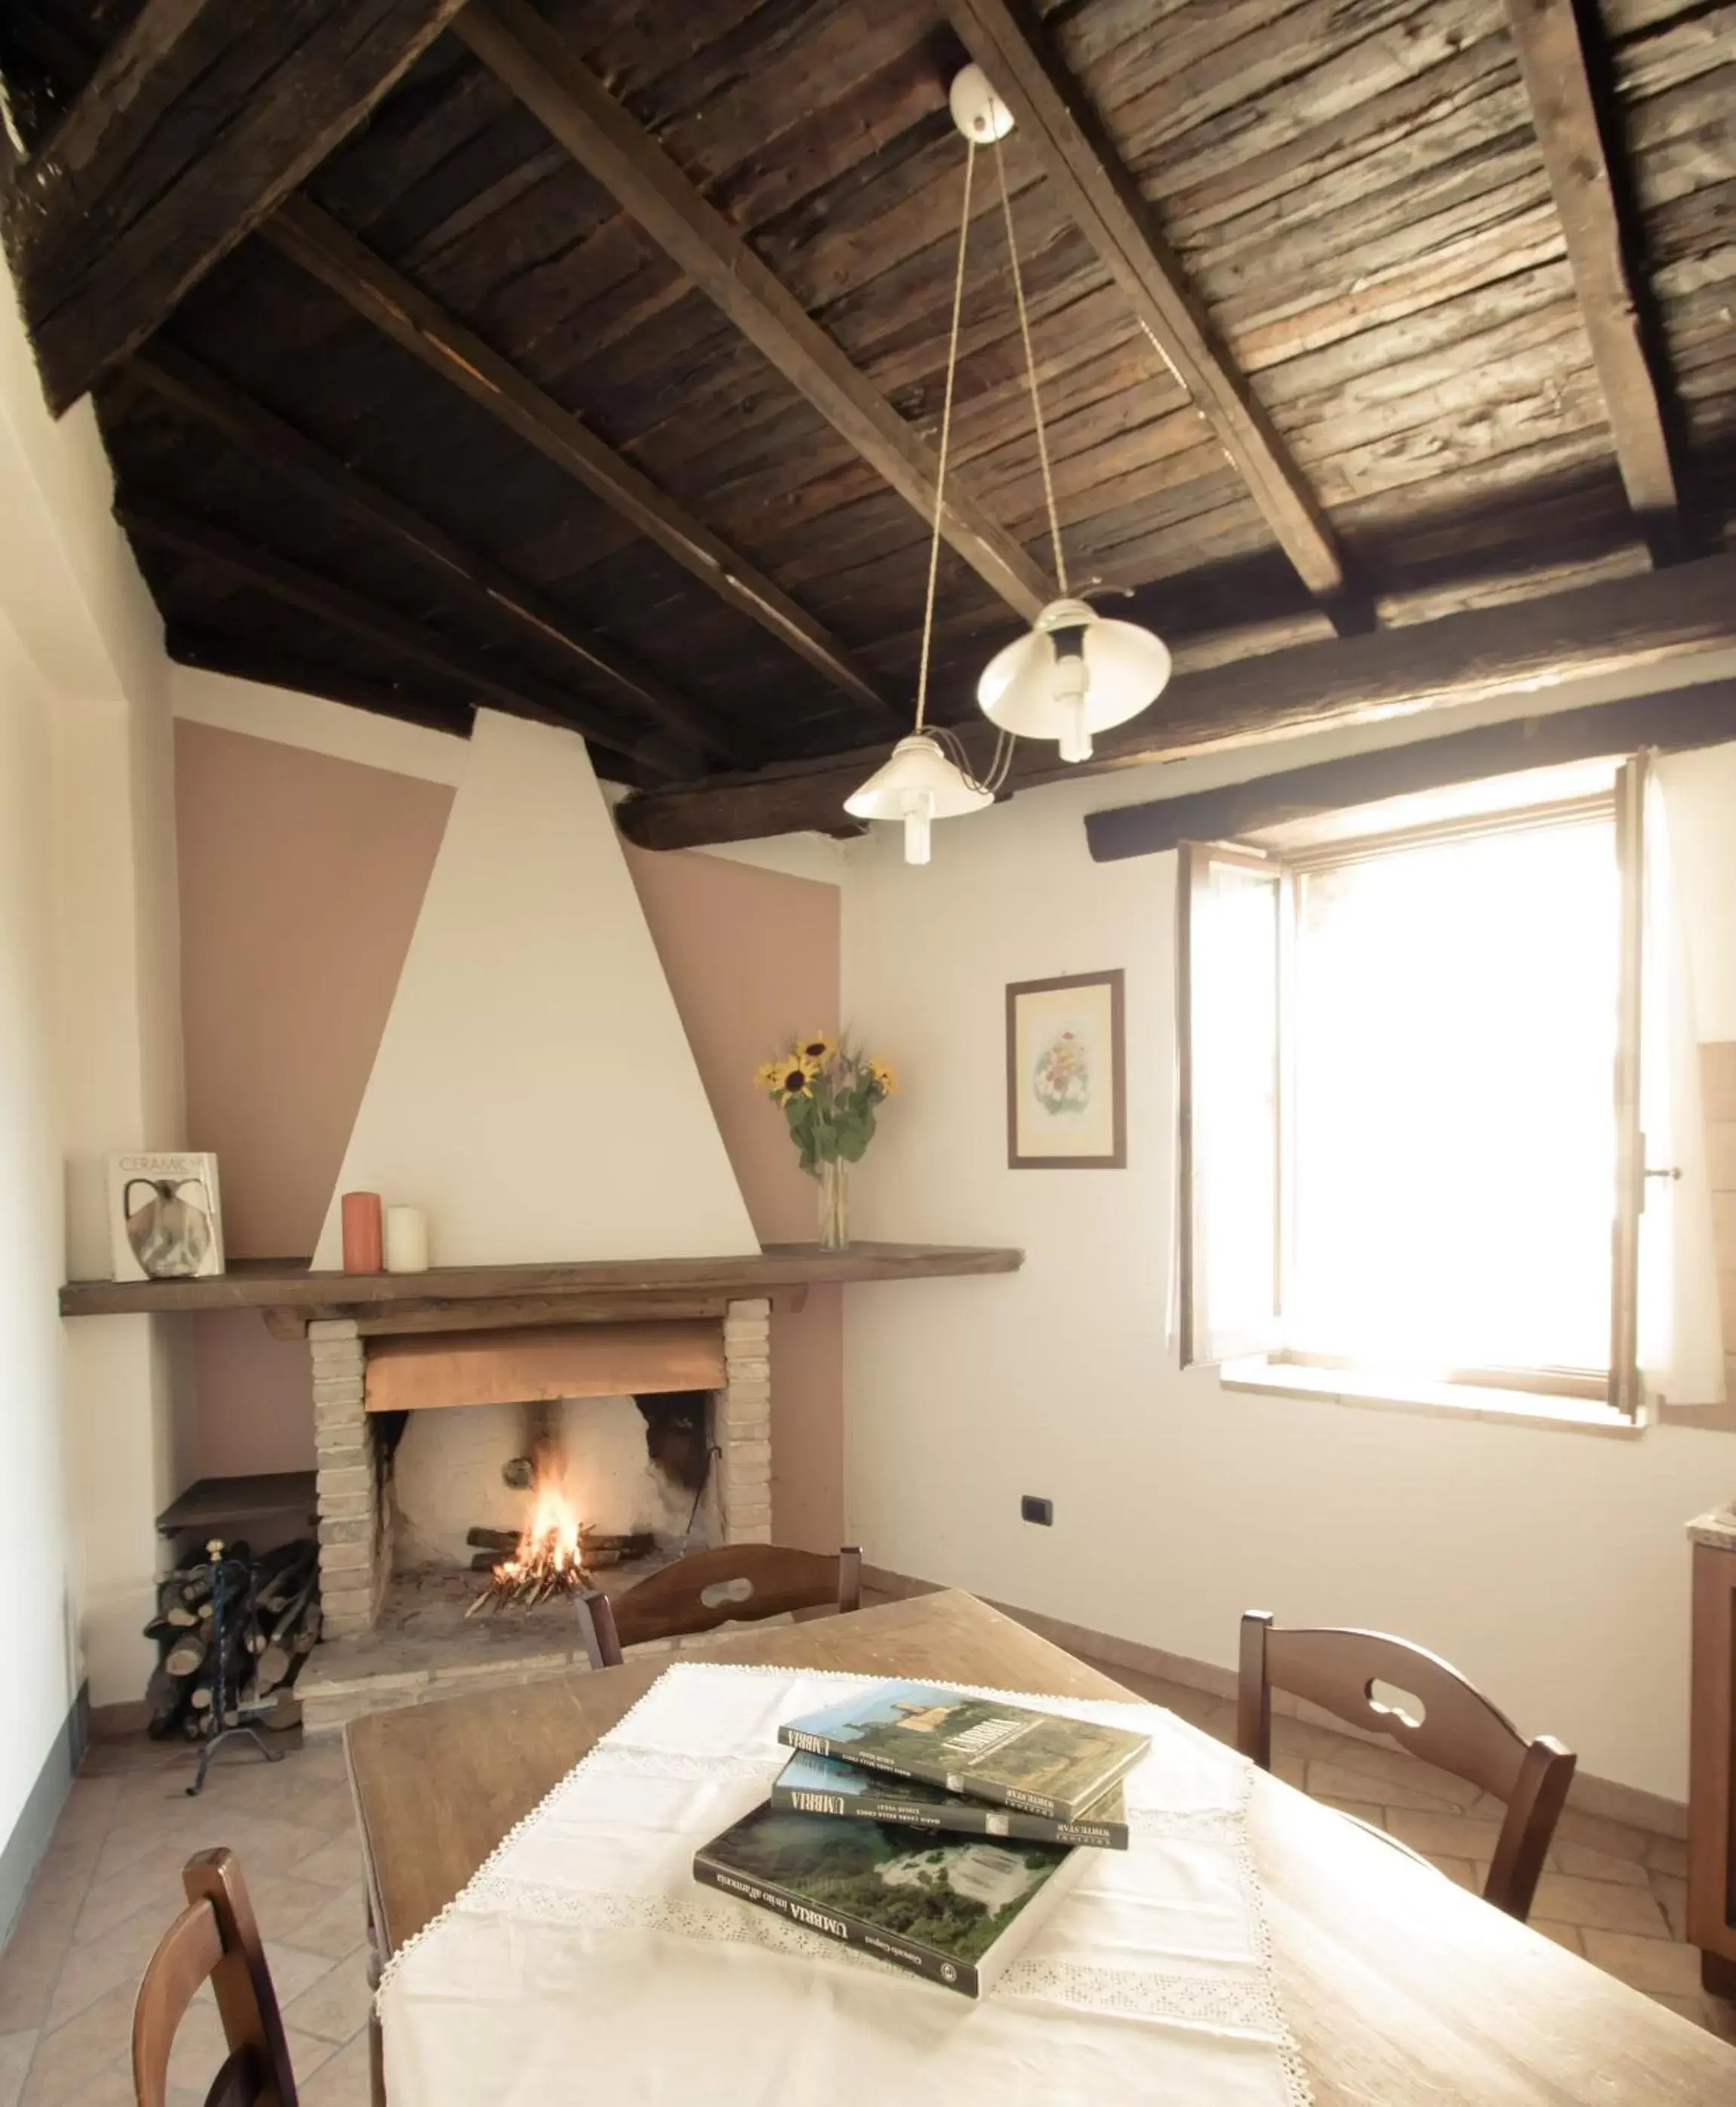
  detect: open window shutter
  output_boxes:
[1634,765,1727,1410]
[1177,842,1284,1367]
[1609,754,1646,1416]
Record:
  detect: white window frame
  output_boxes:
[1176,756,1649,1419]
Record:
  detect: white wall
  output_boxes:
[0,608,77,1856]
[0,265,185,1785]
[840,723,1736,1802]
[311,710,757,1269]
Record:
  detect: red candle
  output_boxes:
[341,1191,384,1275]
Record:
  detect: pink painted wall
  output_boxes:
[174,720,453,1258]
[174,721,452,1478]
[626,845,844,1553]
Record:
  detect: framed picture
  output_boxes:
[1006,970,1126,1169]
[107,1153,225,1281]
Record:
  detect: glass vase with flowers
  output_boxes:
[752,1034,898,1250]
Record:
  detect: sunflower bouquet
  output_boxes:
[753,1032,898,1248]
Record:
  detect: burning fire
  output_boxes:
[467,1451,590,1616]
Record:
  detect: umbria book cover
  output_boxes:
[693,1802,1085,1998]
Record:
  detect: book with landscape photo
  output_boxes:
[770,1748,1129,1848]
[777,1680,1148,1821]
[693,1802,1084,1998]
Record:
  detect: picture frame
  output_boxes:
[1006,969,1126,1169]
[107,1152,226,1281]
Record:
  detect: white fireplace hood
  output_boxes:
[311,710,757,1269]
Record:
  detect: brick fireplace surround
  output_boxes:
[311,1298,776,1640]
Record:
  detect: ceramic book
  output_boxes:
[693,1802,1083,1998]
[777,1680,1148,1822]
[770,1749,1129,1848]
[106,1152,225,1282]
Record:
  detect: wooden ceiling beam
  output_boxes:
[1085,681,1736,862]
[261,196,899,727]
[121,498,677,772]
[617,553,1736,848]
[166,624,475,738]
[128,344,741,767]
[452,0,1051,625]
[11,0,472,413]
[1502,0,1682,556]
[941,0,1348,605]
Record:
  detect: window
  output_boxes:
[1178,758,1649,1417]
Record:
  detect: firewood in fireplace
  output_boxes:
[467,1527,658,1573]
[466,1526,521,1553]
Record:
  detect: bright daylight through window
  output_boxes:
[1180,783,1633,1404]
[1288,814,1616,1374]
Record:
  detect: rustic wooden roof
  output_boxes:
[2,0,1732,831]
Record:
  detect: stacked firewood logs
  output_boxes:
[143,1538,321,1740]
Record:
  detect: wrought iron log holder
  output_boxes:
[185,1536,283,1796]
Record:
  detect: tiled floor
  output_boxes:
[2,1658,1731,2105]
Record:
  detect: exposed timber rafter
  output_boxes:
[166,623,476,737]
[1502,0,1682,559]
[941,0,1349,608]
[128,345,742,766]
[11,0,473,413]
[121,498,680,773]
[1085,681,1736,862]
[260,196,899,727]
[617,553,1736,849]
[452,0,1051,624]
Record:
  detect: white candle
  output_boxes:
[384,1205,430,1273]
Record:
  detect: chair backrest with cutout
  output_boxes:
[1237,1609,1575,1920]
[577,1542,862,1668]
[133,1848,298,2107]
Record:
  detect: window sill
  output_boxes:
[1218,1356,1645,1437]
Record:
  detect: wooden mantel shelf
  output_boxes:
[59,1241,1023,1337]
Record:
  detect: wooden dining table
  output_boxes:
[346,1588,1736,2104]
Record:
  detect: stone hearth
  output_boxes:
[299,1297,774,1733]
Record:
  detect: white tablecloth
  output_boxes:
[379,1664,1312,2106]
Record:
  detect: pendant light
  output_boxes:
[972,100,1171,762]
[844,75,1004,863]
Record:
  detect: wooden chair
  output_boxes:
[577,1542,862,1669]
[1237,1609,1576,1921]
[133,1848,298,2107]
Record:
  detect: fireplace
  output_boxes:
[299,1297,774,1732]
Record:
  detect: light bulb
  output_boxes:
[900,794,932,865]
[1052,632,1091,763]
[1060,696,1092,764]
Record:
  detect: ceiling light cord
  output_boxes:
[914,136,978,735]
[994,133,1067,597]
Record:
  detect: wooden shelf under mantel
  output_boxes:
[59,1242,1024,1338]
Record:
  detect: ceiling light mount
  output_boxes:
[948,63,1014,144]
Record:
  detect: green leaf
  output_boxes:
[834,1108,877,1162]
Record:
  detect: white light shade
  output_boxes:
[844,733,993,865]
[976,597,1171,761]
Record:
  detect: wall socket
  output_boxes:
[1020,1495,1054,1527]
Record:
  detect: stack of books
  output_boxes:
[693,1681,1148,1997]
